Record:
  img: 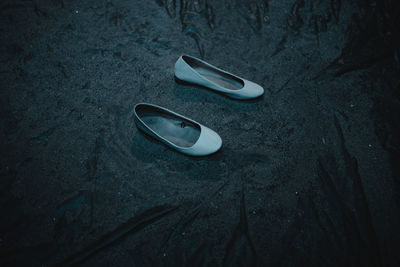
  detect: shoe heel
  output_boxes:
[174,75,192,85]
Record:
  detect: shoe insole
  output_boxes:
[183,56,244,90]
[137,108,201,148]
[193,66,244,90]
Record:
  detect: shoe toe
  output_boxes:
[185,125,222,156]
[244,80,264,98]
[229,80,264,99]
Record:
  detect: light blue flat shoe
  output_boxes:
[174,55,264,100]
[133,103,222,156]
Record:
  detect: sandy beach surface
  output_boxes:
[1,0,399,266]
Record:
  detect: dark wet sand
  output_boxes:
[1,0,399,266]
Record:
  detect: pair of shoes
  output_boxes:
[133,55,264,156]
